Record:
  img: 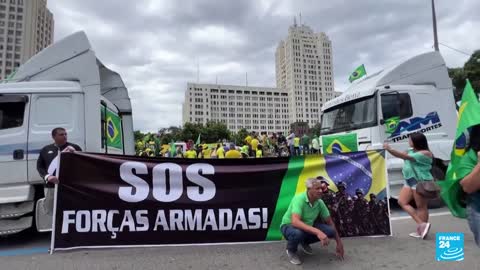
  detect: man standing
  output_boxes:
[301,133,310,155]
[225,144,242,159]
[286,131,295,156]
[280,177,344,265]
[36,127,81,226]
[311,135,320,154]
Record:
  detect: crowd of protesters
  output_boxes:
[137,131,322,158]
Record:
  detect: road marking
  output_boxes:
[391,211,451,221]
[0,246,49,257]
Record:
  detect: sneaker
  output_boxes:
[300,243,313,255]
[420,222,431,239]
[409,232,421,238]
[285,249,302,265]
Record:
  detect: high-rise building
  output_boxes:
[275,20,340,127]
[183,83,290,133]
[182,21,341,134]
[0,0,54,79]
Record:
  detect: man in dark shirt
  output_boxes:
[36,127,81,218]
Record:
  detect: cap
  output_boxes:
[316,177,329,186]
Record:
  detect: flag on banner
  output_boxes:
[439,79,480,218]
[322,133,358,154]
[196,134,201,145]
[349,64,367,83]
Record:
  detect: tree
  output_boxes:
[448,67,466,101]
[157,126,182,145]
[204,121,230,143]
[449,50,480,101]
[179,122,203,142]
[310,123,322,137]
[232,128,249,145]
[463,50,480,93]
[134,130,145,141]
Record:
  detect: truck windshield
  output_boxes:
[321,95,377,135]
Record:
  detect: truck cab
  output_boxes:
[0,32,134,235]
[320,51,456,199]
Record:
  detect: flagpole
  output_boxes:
[431,0,440,51]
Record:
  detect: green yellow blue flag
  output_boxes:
[101,106,123,150]
[349,64,367,83]
[321,133,358,154]
[384,116,400,135]
[266,150,388,240]
[439,79,480,218]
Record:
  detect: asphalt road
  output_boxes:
[1,207,479,270]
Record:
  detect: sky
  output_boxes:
[47,0,480,132]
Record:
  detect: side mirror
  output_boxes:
[379,119,385,125]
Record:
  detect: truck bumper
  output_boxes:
[0,184,35,235]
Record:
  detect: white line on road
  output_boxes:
[391,211,451,221]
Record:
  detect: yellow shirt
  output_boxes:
[245,136,252,145]
[185,150,197,159]
[294,137,300,147]
[256,149,263,158]
[251,139,259,151]
[202,149,211,159]
[216,147,225,159]
[225,149,242,159]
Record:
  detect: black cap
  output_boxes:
[316,176,329,186]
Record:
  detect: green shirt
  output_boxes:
[402,149,433,181]
[301,135,310,145]
[280,192,330,228]
[457,149,480,211]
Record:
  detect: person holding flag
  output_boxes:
[439,79,480,246]
[459,125,480,246]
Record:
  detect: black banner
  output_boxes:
[52,151,391,251]
[53,152,288,249]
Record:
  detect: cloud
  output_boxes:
[47,0,480,132]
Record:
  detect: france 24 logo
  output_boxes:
[436,232,464,261]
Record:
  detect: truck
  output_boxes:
[0,31,135,235]
[320,51,457,201]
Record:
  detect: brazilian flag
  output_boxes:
[101,106,123,150]
[384,116,400,135]
[349,64,367,83]
[322,133,358,154]
[439,79,480,218]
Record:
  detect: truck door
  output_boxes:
[379,92,413,144]
[27,93,85,183]
[0,94,30,187]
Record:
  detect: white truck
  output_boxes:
[320,51,457,201]
[0,31,135,235]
